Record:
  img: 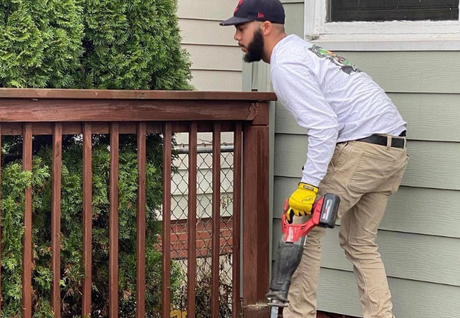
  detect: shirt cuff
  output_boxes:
[301,171,321,187]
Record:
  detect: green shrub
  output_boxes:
[80,0,192,90]
[0,0,84,88]
[0,0,192,89]
[1,135,184,317]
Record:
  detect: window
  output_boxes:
[305,0,460,51]
[329,0,459,22]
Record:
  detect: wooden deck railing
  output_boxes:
[0,89,276,318]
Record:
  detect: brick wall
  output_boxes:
[157,216,234,259]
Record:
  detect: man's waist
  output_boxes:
[354,131,407,149]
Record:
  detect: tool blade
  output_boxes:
[270,306,279,318]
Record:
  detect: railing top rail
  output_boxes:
[0,89,272,124]
[0,88,277,102]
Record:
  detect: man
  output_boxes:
[220,1,409,318]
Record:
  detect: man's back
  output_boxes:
[270,34,406,143]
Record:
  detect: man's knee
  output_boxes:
[306,226,327,243]
[339,234,379,259]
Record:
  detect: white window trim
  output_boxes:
[304,0,460,51]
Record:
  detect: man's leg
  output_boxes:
[339,192,394,318]
[283,141,406,318]
[283,225,326,318]
[283,142,360,318]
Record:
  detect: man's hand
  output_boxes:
[286,183,318,222]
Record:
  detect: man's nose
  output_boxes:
[234,31,241,41]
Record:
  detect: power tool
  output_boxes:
[267,193,340,317]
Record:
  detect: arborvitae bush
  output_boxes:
[1,136,184,317]
[80,0,192,89]
[0,0,192,316]
[0,0,192,89]
[0,0,84,88]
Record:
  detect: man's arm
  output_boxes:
[271,63,339,187]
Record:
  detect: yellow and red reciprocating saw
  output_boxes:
[267,193,340,317]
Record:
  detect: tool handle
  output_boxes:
[281,197,323,243]
[282,193,340,243]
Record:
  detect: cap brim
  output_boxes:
[219,16,253,26]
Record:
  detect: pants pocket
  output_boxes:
[330,142,348,170]
[348,153,395,193]
[322,142,353,185]
[391,155,409,194]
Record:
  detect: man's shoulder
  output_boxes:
[272,35,315,68]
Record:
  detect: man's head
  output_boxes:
[220,0,286,63]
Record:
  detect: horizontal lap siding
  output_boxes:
[267,1,460,315]
[316,269,460,318]
[188,71,242,91]
[283,1,304,36]
[181,45,242,71]
[178,0,242,91]
[341,51,460,94]
[177,0,237,21]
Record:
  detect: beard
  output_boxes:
[243,29,264,63]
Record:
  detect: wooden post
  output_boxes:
[242,102,270,318]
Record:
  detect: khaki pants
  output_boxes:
[284,139,409,318]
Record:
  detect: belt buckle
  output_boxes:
[386,135,392,148]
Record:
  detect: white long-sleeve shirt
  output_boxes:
[270,35,406,186]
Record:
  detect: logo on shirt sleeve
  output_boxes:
[309,45,361,75]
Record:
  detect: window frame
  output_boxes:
[304,1,460,51]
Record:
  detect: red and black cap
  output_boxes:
[220,0,285,26]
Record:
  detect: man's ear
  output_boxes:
[260,21,273,36]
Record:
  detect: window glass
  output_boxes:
[329,0,459,22]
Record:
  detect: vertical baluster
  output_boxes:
[162,123,172,318]
[187,122,198,318]
[22,123,33,318]
[232,123,242,318]
[211,122,221,318]
[0,124,2,315]
[52,123,62,317]
[109,123,119,318]
[82,123,92,317]
[137,123,146,318]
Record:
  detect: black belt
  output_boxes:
[357,132,406,149]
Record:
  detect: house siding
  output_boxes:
[177,0,243,91]
[252,1,460,317]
